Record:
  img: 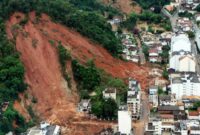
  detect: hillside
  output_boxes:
[5,12,152,134]
[101,0,142,14]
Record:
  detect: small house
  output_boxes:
[103,88,117,100]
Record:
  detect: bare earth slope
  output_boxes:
[102,0,142,14]
[6,12,151,134]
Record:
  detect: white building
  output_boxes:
[127,79,141,120]
[190,127,200,135]
[170,73,200,99]
[27,122,60,135]
[170,34,191,53]
[170,51,196,72]
[185,0,193,4]
[159,94,177,106]
[195,14,200,22]
[103,88,117,100]
[118,111,132,135]
[149,86,158,108]
[145,118,162,135]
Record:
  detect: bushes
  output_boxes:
[134,0,170,9]
[57,42,71,70]
[195,4,200,12]
[72,60,101,91]
[121,13,137,31]
[91,98,118,120]
[178,11,193,19]
[187,31,195,39]
[0,106,27,133]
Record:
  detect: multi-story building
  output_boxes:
[145,118,162,135]
[118,110,133,135]
[170,73,200,99]
[159,94,177,106]
[170,34,191,53]
[127,79,141,120]
[149,86,159,108]
[169,50,196,72]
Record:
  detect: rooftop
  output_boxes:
[104,88,116,94]
[171,73,200,84]
[158,105,182,111]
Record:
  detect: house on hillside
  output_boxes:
[103,87,117,100]
[148,48,162,63]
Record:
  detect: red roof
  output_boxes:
[149,48,158,53]
[189,111,199,116]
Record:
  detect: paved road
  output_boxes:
[135,36,146,65]
[192,20,200,74]
[162,1,181,31]
[133,91,149,135]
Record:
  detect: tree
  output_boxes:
[91,98,118,119]
[57,42,71,69]
[72,60,101,91]
[193,101,200,109]
[196,4,200,12]
[122,13,137,30]
[187,31,195,39]
[162,68,169,79]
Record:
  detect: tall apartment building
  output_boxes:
[170,73,200,99]
[127,79,141,120]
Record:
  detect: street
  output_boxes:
[192,20,200,75]
[135,36,146,65]
[133,91,149,135]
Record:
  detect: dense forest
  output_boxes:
[134,0,170,9]
[0,0,122,134]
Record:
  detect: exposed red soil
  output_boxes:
[102,0,142,14]
[6,12,152,134]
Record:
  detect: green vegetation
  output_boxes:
[160,45,170,64]
[57,42,71,88]
[91,98,118,120]
[195,4,200,12]
[0,0,122,57]
[189,101,200,111]
[134,0,170,9]
[72,60,127,119]
[57,42,71,70]
[0,105,28,134]
[157,87,167,95]
[122,11,171,31]
[142,44,149,60]
[0,9,28,133]
[72,60,101,91]
[121,13,138,31]
[187,31,195,39]
[68,0,121,19]
[162,68,169,80]
[178,11,193,19]
[0,0,123,133]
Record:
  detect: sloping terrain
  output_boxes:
[6,12,151,134]
[102,0,142,14]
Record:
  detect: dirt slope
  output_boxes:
[102,0,142,14]
[6,12,151,134]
